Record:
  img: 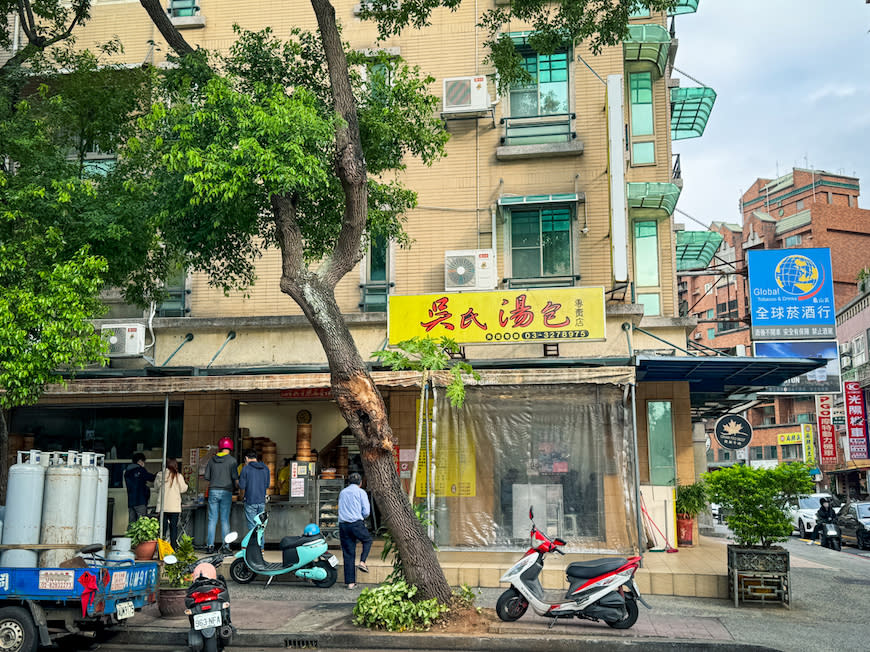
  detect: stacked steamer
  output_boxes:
[240,427,253,453]
[295,410,313,465]
[336,447,349,479]
[260,438,277,495]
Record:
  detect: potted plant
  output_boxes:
[126,517,160,560]
[674,482,707,547]
[159,535,197,618]
[704,462,813,607]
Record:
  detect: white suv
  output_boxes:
[788,493,840,538]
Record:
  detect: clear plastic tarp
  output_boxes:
[418,380,640,554]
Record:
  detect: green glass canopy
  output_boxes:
[671,87,717,140]
[668,0,700,15]
[624,24,671,79]
[627,182,682,219]
[675,231,723,271]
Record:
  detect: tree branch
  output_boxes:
[17,0,38,44]
[138,0,194,57]
[271,193,307,294]
[310,0,368,289]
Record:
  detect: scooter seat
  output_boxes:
[279,535,321,550]
[565,558,627,580]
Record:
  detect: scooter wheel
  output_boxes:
[229,558,255,584]
[832,539,842,552]
[496,587,528,622]
[312,560,338,588]
[606,594,639,629]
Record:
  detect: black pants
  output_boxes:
[339,520,372,585]
[163,512,180,546]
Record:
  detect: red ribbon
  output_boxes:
[78,572,98,617]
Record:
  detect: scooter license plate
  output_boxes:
[115,601,135,620]
[327,555,338,567]
[193,611,222,630]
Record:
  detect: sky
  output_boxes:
[673,1,870,230]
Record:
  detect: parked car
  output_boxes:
[788,493,840,538]
[837,502,870,550]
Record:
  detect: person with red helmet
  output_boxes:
[204,436,239,553]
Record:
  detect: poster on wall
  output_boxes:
[845,381,869,459]
[414,399,476,498]
[753,341,840,394]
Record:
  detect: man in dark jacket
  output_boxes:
[239,449,270,536]
[204,437,239,553]
[125,452,155,526]
[809,497,837,544]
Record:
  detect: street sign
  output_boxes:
[714,414,753,450]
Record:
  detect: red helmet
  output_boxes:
[218,437,234,451]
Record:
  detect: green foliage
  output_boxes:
[162,535,198,588]
[674,481,707,517]
[126,517,160,547]
[704,463,814,548]
[372,336,480,409]
[353,580,449,632]
[361,0,677,93]
[453,583,479,611]
[121,26,448,295]
[380,501,434,584]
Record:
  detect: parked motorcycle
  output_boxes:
[228,513,338,588]
[496,507,649,629]
[819,518,842,551]
[164,532,238,652]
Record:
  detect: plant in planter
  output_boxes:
[159,535,197,618]
[674,482,707,547]
[704,463,813,607]
[126,517,160,560]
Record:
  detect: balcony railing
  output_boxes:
[500,113,576,146]
[359,281,392,312]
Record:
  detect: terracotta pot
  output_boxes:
[135,540,157,560]
[676,515,694,547]
[158,586,188,618]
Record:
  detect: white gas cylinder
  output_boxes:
[1,451,45,568]
[39,451,82,567]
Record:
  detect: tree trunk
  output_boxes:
[281,273,452,603]
[138,0,194,56]
[0,410,9,505]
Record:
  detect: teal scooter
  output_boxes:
[228,513,338,588]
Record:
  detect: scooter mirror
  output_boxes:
[529,506,534,520]
[163,555,178,565]
[224,532,239,545]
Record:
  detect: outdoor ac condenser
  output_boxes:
[444,249,497,292]
[101,323,146,357]
[442,76,490,113]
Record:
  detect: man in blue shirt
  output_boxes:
[239,449,270,538]
[338,472,372,589]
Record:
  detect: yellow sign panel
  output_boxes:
[388,288,606,345]
[802,423,816,467]
[778,432,802,445]
[414,399,476,498]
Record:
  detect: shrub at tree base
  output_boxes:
[703,463,813,548]
[353,580,448,632]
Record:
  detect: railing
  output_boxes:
[359,281,391,312]
[669,16,676,39]
[504,275,579,290]
[672,153,682,181]
[169,0,199,17]
[500,113,576,146]
[157,286,190,317]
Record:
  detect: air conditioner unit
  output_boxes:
[444,249,497,291]
[442,76,490,114]
[841,354,853,370]
[840,341,852,355]
[101,323,146,357]
[693,332,702,340]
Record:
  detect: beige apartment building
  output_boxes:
[9,1,818,556]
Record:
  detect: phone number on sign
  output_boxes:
[485,330,590,342]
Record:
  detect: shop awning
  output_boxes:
[675,230,723,271]
[669,0,700,15]
[623,24,671,79]
[627,182,682,219]
[671,87,716,140]
[637,354,827,417]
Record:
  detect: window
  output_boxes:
[794,412,815,424]
[781,444,802,460]
[360,236,389,312]
[509,206,572,280]
[706,308,714,319]
[704,283,712,293]
[629,3,651,18]
[717,449,731,462]
[766,445,778,459]
[785,234,802,247]
[633,220,659,286]
[751,446,763,460]
[156,266,189,317]
[647,401,675,485]
[796,199,805,210]
[169,0,198,16]
[638,293,661,316]
[852,334,867,367]
[849,195,857,208]
[629,73,654,165]
[509,47,569,117]
[707,328,715,339]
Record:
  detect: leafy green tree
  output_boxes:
[704,463,814,548]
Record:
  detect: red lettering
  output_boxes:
[541,301,570,328]
[459,307,488,331]
[420,297,455,332]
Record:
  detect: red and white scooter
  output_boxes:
[496,507,649,629]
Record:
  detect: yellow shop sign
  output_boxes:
[778,432,802,445]
[388,287,606,345]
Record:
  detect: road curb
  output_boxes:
[109,626,778,651]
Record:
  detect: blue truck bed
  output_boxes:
[0,561,159,616]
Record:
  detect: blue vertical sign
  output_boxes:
[747,248,836,341]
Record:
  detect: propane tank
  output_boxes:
[76,452,99,547]
[40,451,82,567]
[1,450,45,568]
[92,454,109,554]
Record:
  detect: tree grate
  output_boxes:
[285,637,319,649]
